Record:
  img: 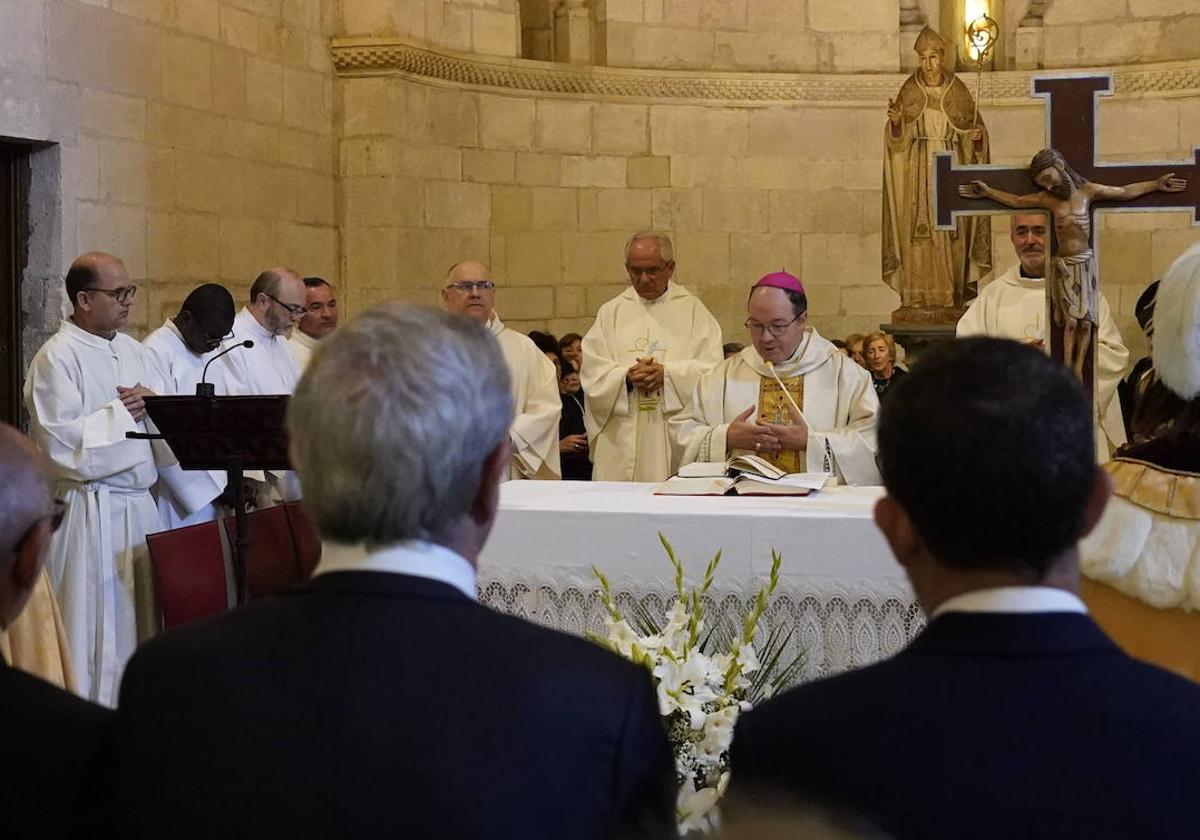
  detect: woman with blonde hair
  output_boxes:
[862,330,906,400]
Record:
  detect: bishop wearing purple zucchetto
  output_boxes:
[670,272,882,485]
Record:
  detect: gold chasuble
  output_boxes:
[671,328,882,485]
[756,375,804,474]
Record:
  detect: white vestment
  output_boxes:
[671,329,882,486]
[288,328,318,374]
[143,319,227,528]
[956,264,1130,462]
[23,320,169,705]
[489,314,562,480]
[581,284,723,482]
[207,307,301,501]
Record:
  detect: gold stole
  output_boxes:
[757,373,804,473]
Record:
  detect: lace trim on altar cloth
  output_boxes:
[478,572,924,686]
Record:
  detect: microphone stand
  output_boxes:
[197,338,255,602]
[196,339,254,397]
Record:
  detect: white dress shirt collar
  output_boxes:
[931,586,1087,619]
[313,540,477,601]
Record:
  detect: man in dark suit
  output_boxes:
[0,424,112,838]
[728,337,1200,840]
[116,304,675,840]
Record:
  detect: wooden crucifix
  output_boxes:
[933,74,1200,404]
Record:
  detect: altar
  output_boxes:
[478,481,924,683]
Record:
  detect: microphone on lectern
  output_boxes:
[196,340,254,397]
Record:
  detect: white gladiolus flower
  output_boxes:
[591,538,797,836]
[677,784,720,835]
[699,704,739,758]
[654,650,719,727]
[736,642,761,674]
[604,616,639,657]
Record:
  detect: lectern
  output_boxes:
[133,394,291,603]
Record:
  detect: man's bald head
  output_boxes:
[64,251,125,308]
[0,425,56,629]
[441,260,496,324]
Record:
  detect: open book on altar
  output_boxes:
[655,457,831,496]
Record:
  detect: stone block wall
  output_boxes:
[598,0,902,72]
[341,0,521,57]
[0,0,338,346]
[1041,1,1200,68]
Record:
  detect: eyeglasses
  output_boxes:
[744,315,802,337]
[83,285,138,303]
[263,291,306,317]
[203,327,235,345]
[626,264,670,279]
[445,281,495,293]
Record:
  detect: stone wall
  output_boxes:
[1041,1,1200,68]
[0,0,338,351]
[341,0,521,57]
[336,48,1200,359]
[598,0,902,73]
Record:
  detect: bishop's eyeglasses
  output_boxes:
[744,315,801,337]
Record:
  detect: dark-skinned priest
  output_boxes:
[143,283,237,528]
[671,272,881,485]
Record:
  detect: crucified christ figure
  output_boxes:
[959,148,1186,377]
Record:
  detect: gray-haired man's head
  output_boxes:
[287,304,513,555]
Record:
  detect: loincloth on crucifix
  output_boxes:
[757,374,804,474]
[1050,250,1099,327]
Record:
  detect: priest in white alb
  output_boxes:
[442,260,561,480]
[288,276,338,373]
[957,213,1129,461]
[671,272,881,485]
[143,283,236,528]
[23,252,167,705]
[207,267,307,503]
[581,232,723,482]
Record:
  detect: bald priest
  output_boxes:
[671,273,881,485]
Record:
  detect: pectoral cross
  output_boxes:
[933,74,1200,404]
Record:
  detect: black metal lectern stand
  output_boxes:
[132,394,290,604]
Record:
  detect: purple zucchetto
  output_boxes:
[753,271,805,295]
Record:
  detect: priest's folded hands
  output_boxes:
[727,403,809,456]
[116,383,157,422]
[627,357,664,395]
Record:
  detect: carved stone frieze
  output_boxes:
[331,37,1200,106]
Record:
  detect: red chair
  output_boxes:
[222,505,299,599]
[283,502,322,581]
[147,521,230,630]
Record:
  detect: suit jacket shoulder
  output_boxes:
[1,663,114,838]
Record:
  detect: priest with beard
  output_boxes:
[671,272,881,485]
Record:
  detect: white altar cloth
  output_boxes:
[478,482,923,682]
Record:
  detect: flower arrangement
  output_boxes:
[590,534,805,835]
